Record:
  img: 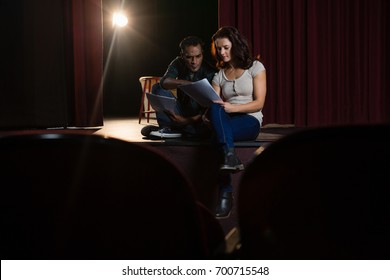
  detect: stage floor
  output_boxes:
[95,117,295,145]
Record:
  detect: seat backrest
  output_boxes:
[238,124,390,259]
[139,76,161,94]
[1,133,225,259]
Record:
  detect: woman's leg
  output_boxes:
[209,104,261,217]
[208,104,260,149]
[208,103,234,153]
[208,103,260,172]
[215,172,234,218]
[230,114,261,141]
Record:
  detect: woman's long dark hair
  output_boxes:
[211,26,254,69]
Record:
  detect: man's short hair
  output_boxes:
[179,36,204,53]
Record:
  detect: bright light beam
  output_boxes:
[112,12,128,27]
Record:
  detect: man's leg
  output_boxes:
[148,83,183,138]
[151,83,181,128]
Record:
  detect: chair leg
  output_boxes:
[138,93,146,124]
[146,101,152,123]
[139,80,149,124]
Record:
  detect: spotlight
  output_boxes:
[112,12,128,27]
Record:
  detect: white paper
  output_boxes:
[146,92,177,113]
[178,78,222,107]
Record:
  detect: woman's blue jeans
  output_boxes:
[208,103,261,193]
[208,103,261,153]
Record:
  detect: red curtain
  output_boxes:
[219,0,390,127]
[64,0,104,127]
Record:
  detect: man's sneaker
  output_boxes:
[220,152,245,173]
[150,127,182,139]
[141,125,159,137]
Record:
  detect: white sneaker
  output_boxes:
[150,127,182,139]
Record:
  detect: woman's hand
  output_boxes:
[213,100,236,113]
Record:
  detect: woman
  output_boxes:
[208,26,267,218]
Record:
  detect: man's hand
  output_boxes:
[165,111,203,126]
[165,111,188,125]
[201,109,211,126]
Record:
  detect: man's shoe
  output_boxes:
[215,191,233,219]
[141,125,159,137]
[220,152,244,173]
[150,127,182,139]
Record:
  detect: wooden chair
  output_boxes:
[0,133,226,259]
[237,124,390,259]
[138,76,160,124]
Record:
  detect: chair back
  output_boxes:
[1,133,225,259]
[238,124,390,259]
[138,76,160,123]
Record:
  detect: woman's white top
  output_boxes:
[212,60,265,124]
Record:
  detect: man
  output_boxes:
[141,36,216,139]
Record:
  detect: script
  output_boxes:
[146,92,177,113]
[178,78,222,107]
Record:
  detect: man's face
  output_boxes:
[181,44,203,73]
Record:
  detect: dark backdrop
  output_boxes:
[102,0,218,117]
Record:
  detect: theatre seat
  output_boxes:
[0,133,225,259]
[237,124,390,259]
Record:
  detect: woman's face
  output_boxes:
[214,37,232,63]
